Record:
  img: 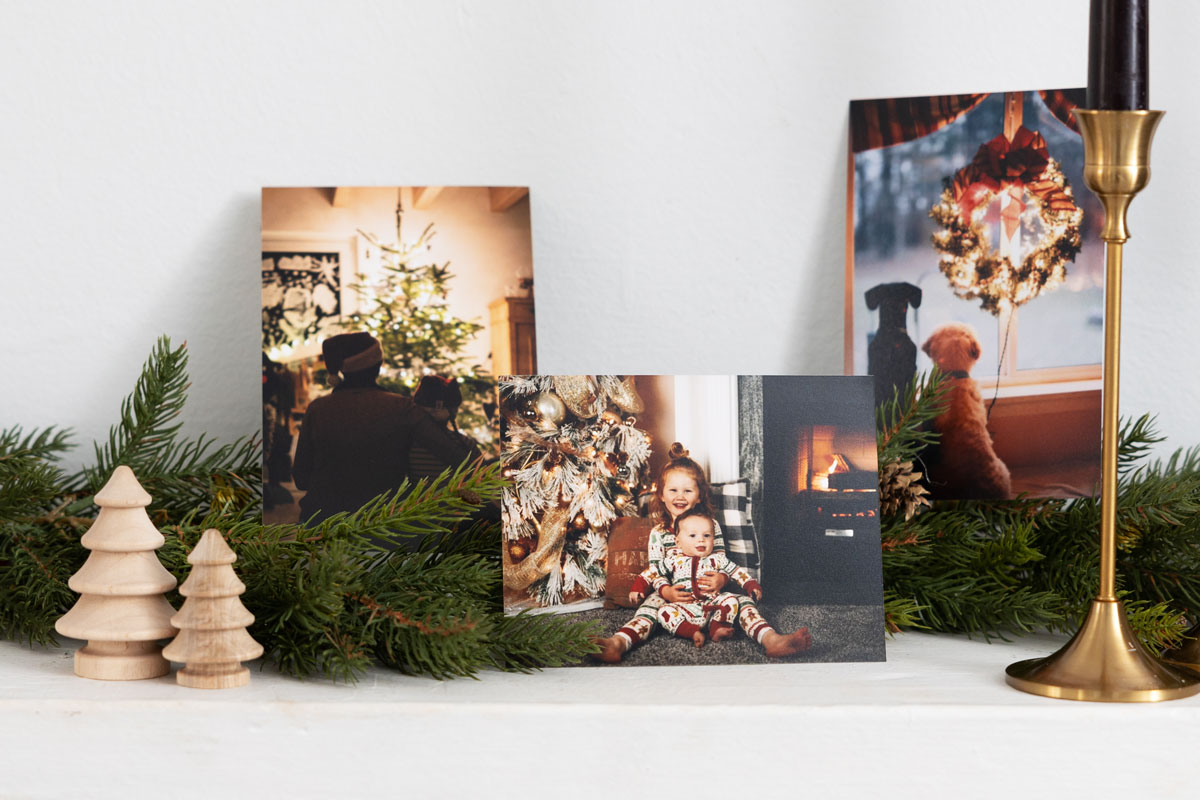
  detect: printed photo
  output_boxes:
[261,186,534,524]
[847,89,1103,500]
[501,375,885,667]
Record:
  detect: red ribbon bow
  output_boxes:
[952,126,1059,238]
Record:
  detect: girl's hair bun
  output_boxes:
[668,442,689,460]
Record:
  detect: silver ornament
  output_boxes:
[533,391,567,429]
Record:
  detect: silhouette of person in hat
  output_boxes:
[292,332,476,526]
[408,375,485,482]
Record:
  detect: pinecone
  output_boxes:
[879,460,931,520]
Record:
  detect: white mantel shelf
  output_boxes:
[4,633,1198,799]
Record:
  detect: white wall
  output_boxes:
[3,0,1198,473]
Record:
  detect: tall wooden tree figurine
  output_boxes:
[163,528,263,689]
[55,465,177,680]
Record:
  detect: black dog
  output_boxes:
[865,282,921,408]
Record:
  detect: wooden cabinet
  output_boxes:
[489,297,537,375]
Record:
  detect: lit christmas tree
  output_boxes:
[346,205,495,449]
[501,376,651,611]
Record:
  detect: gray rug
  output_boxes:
[571,603,885,667]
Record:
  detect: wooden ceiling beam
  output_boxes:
[412,186,445,209]
[489,187,528,212]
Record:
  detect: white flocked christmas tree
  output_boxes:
[501,376,651,611]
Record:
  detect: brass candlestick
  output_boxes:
[1004,109,1200,702]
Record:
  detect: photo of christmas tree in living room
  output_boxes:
[261,186,535,524]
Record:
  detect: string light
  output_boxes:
[931,159,1082,316]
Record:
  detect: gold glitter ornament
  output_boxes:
[553,376,601,418]
[601,375,645,414]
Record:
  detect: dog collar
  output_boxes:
[946,370,970,379]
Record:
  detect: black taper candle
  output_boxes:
[1087,0,1149,109]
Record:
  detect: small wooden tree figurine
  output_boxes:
[55,465,177,680]
[163,528,263,689]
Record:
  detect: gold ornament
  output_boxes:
[601,376,644,414]
[554,376,601,418]
[571,514,587,531]
[532,391,567,430]
[508,540,531,562]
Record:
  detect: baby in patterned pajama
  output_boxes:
[629,509,763,648]
[592,441,812,663]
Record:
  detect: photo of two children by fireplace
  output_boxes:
[500,375,886,668]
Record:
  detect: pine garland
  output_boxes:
[7,339,1200,678]
[0,337,598,679]
[878,371,1199,653]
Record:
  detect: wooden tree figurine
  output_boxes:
[55,465,177,680]
[163,528,263,689]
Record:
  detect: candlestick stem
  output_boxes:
[1004,109,1200,702]
[1098,238,1121,602]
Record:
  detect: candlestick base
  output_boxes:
[1006,599,1200,702]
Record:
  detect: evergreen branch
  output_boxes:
[67,336,261,522]
[136,433,262,520]
[360,588,493,680]
[78,336,189,493]
[0,523,83,645]
[1123,597,1188,655]
[0,426,73,464]
[881,503,1065,639]
[487,613,602,672]
[883,594,926,633]
[0,427,73,521]
[877,369,950,467]
[1117,414,1164,475]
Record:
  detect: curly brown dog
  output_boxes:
[921,322,1012,499]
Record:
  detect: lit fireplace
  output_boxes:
[793,425,879,534]
[811,452,851,491]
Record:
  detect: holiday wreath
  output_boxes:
[930,126,1084,316]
